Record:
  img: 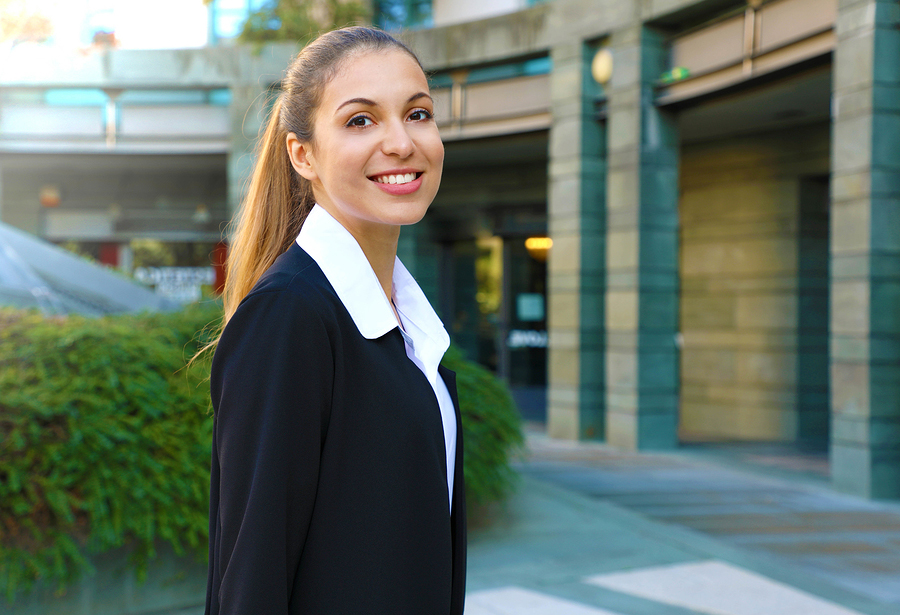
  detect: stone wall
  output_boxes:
[679,123,830,442]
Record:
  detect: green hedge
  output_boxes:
[0,302,219,601]
[0,302,522,601]
[441,345,524,508]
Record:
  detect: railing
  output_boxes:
[432,72,552,141]
[659,0,837,104]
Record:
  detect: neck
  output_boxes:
[331,218,399,301]
[312,202,401,301]
[357,229,399,301]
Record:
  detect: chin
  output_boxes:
[389,205,431,226]
[379,195,435,225]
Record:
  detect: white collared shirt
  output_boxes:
[297,204,456,511]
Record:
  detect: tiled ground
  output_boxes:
[518,433,900,609]
[467,558,877,614]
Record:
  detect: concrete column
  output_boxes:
[830,0,900,498]
[227,86,271,225]
[546,42,606,440]
[604,26,679,450]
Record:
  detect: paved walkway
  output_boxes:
[465,432,900,615]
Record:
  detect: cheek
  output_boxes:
[426,134,444,166]
[428,140,444,188]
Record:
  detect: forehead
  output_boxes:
[323,49,428,104]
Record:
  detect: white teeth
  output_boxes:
[375,173,417,185]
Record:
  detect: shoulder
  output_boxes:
[211,246,344,412]
[216,245,343,363]
[234,244,339,324]
[249,244,330,300]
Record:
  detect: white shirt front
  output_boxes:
[297,204,457,511]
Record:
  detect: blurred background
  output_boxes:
[3,0,900,613]
[2,0,890,498]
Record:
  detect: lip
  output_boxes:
[371,173,423,195]
[368,169,423,196]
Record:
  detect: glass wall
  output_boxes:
[439,228,548,423]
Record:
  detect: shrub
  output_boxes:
[441,345,524,508]
[0,302,522,601]
[0,302,220,601]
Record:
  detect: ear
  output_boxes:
[286,132,318,182]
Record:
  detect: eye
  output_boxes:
[408,108,433,122]
[346,115,374,128]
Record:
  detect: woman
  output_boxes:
[204,27,466,615]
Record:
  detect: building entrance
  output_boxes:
[432,131,550,423]
[438,229,549,424]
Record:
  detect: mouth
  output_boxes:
[369,171,422,185]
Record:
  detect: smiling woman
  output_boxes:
[203,27,465,615]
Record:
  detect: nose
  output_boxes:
[381,119,415,158]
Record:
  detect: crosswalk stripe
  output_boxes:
[465,587,628,615]
[586,560,865,615]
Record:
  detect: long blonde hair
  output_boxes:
[221,94,309,323]
[215,26,422,337]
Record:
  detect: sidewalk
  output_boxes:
[464,431,900,615]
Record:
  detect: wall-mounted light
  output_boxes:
[525,236,552,261]
[39,185,61,207]
[591,48,613,85]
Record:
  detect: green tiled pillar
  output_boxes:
[546,42,606,440]
[830,0,900,498]
[604,26,679,450]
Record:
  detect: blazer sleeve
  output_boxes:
[208,286,333,615]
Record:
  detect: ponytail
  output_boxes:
[222,95,314,323]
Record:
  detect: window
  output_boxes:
[428,56,552,89]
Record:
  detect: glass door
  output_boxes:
[501,235,548,422]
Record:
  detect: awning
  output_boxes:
[0,222,177,316]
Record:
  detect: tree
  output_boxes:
[0,0,52,46]
[237,0,371,46]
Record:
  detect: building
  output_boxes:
[0,0,897,498]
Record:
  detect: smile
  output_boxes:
[369,171,424,195]
[371,172,420,185]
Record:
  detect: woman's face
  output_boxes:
[288,48,444,237]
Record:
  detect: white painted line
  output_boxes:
[586,560,865,615]
[465,586,628,615]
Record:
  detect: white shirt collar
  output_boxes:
[296,204,450,378]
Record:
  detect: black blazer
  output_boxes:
[205,244,466,615]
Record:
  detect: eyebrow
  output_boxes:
[335,92,433,113]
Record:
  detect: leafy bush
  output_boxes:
[0,302,522,601]
[0,302,220,601]
[441,345,524,508]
